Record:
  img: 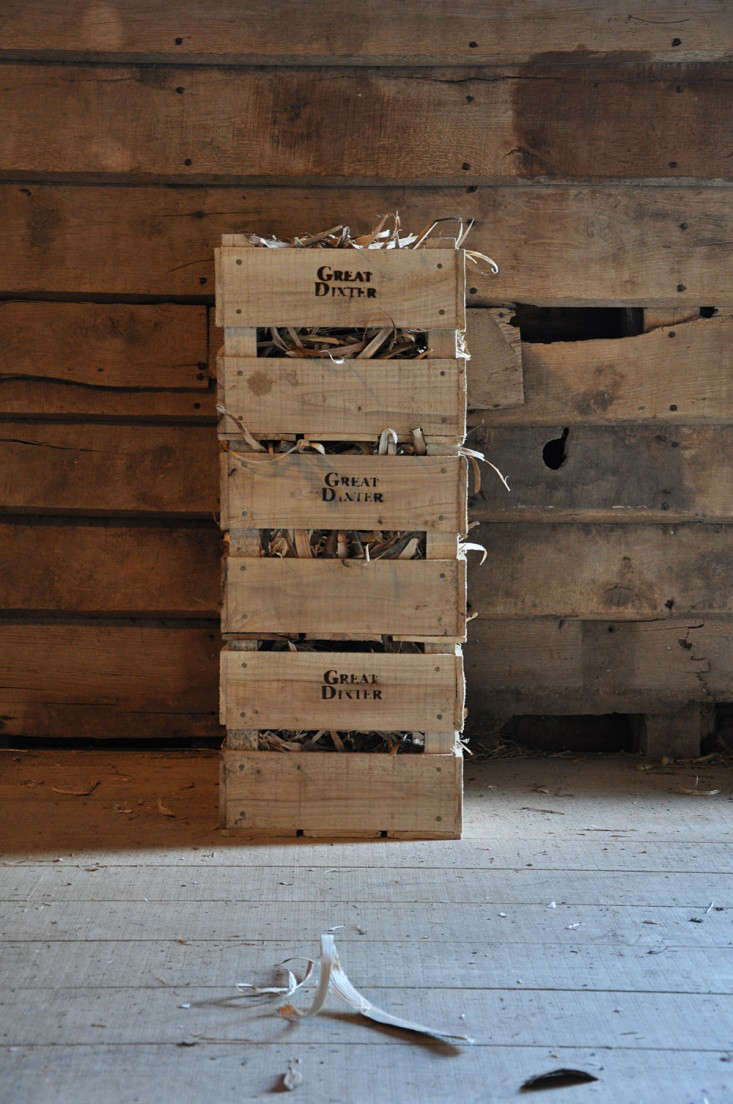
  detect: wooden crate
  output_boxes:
[220,648,465,732]
[216,236,467,837]
[220,750,462,839]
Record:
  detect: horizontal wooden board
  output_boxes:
[221,453,467,532]
[4,1047,730,1104]
[0,423,218,514]
[223,557,466,638]
[218,356,466,440]
[220,648,464,732]
[3,183,730,306]
[0,301,210,418]
[216,247,464,328]
[0,623,219,739]
[465,617,733,716]
[9,862,732,908]
[221,749,462,837]
[0,301,207,389]
[1,62,731,182]
[0,521,219,615]
[1,1,729,63]
[469,425,733,522]
[4,935,731,993]
[470,313,733,423]
[469,522,733,619]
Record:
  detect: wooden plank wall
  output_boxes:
[1,2,731,744]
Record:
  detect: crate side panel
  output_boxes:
[221,750,462,838]
[219,356,465,440]
[223,558,465,639]
[220,649,463,731]
[217,248,463,328]
[223,453,467,532]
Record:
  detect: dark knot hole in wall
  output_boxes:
[542,427,569,470]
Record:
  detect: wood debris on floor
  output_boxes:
[0,749,732,1102]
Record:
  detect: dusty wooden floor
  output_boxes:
[1,749,731,1103]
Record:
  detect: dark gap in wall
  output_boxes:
[512,306,644,343]
[466,714,635,756]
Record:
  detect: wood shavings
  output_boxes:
[275,933,474,1045]
[282,1060,303,1091]
[157,797,176,817]
[50,781,100,797]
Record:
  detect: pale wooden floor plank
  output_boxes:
[2,986,732,1050]
[2,899,730,947]
[3,865,731,907]
[3,1044,731,1104]
[3,940,730,994]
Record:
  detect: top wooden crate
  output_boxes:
[215,245,465,330]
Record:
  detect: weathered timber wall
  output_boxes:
[0,1,731,742]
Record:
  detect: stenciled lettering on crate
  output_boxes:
[221,650,465,732]
[221,453,468,532]
[216,247,465,329]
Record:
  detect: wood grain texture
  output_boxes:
[216,247,464,328]
[0,521,219,615]
[1,1,730,63]
[465,617,733,715]
[469,522,733,619]
[221,453,467,533]
[218,356,465,441]
[220,649,464,732]
[0,623,219,739]
[466,307,524,409]
[0,301,211,418]
[469,425,733,521]
[223,556,466,638]
[3,183,731,305]
[2,751,733,1098]
[0,423,218,514]
[1,61,730,182]
[221,749,462,837]
[469,313,733,423]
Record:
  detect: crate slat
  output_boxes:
[220,453,467,533]
[220,749,462,837]
[215,247,464,328]
[223,557,466,639]
[220,649,464,732]
[217,355,465,441]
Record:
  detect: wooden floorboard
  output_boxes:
[0,749,731,1103]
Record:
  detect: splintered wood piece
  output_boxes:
[215,248,464,328]
[220,749,462,837]
[217,356,465,441]
[466,308,524,409]
[220,649,464,732]
[223,558,465,639]
[220,453,467,533]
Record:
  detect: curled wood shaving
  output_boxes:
[273,933,474,1045]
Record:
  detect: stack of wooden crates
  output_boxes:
[215,237,469,837]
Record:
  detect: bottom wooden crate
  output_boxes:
[220,749,463,839]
